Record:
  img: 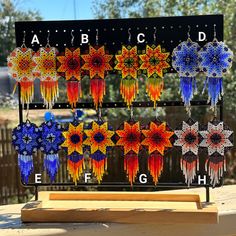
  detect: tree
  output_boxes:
[92,0,236,118]
[0,0,42,66]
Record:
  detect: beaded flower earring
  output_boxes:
[32,30,59,109]
[172,26,200,115]
[7,31,35,107]
[199,25,233,112]
[116,108,141,185]
[139,27,170,107]
[81,29,113,109]
[57,30,82,108]
[39,112,63,182]
[199,119,233,187]
[12,111,40,184]
[174,118,200,186]
[83,109,115,183]
[141,115,174,185]
[115,28,139,108]
[61,112,84,184]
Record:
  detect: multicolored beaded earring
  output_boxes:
[174,118,200,186]
[12,113,40,184]
[81,29,113,109]
[61,112,84,184]
[32,30,59,109]
[57,30,82,108]
[116,108,141,185]
[141,116,174,185]
[139,27,170,107]
[83,110,115,183]
[115,28,139,108]
[199,119,233,186]
[7,31,35,107]
[172,26,200,115]
[199,25,233,112]
[39,112,63,182]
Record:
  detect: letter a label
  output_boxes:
[31,34,40,44]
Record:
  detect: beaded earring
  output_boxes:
[139,27,170,107]
[7,31,35,107]
[83,109,115,183]
[116,108,141,185]
[39,112,63,182]
[12,113,40,184]
[81,29,113,109]
[199,25,233,112]
[57,30,82,108]
[174,118,200,186]
[199,119,233,187]
[61,112,84,185]
[172,26,200,115]
[141,116,174,185]
[32,30,59,109]
[115,28,139,108]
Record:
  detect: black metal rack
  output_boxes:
[15,15,224,202]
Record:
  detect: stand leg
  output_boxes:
[206,186,210,202]
[35,185,38,201]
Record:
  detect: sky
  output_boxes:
[19,0,94,20]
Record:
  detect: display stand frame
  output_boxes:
[15,15,224,203]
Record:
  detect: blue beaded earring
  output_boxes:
[199,24,233,113]
[39,112,63,182]
[172,26,200,115]
[12,113,40,184]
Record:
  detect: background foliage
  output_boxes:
[92,0,236,118]
[0,0,41,65]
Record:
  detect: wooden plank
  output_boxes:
[21,208,218,224]
[43,200,200,210]
[49,192,201,203]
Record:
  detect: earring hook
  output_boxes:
[213,24,217,40]
[21,31,26,48]
[26,103,29,121]
[213,104,217,118]
[153,27,157,43]
[130,106,133,120]
[72,108,77,120]
[155,107,158,119]
[128,28,131,43]
[96,29,99,45]
[46,30,50,47]
[187,25,191,39]
[97,106,102,121]
[71,29,75,46]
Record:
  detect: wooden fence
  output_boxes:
[1,108,235,205]
[0,125,25,205]
[0,123,185,205]
[0,125,70,205]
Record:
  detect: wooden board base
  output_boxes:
[21,191,218,224]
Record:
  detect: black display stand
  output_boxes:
[15,15,224,202]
